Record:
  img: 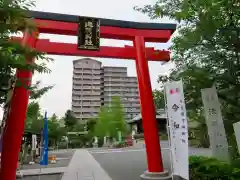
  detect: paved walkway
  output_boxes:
[61,149,112,180]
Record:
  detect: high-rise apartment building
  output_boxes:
[72,59,103,121]
[103,66,140,120]
[72,58,140,121]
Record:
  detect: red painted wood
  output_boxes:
[134,36,164,172]
[12,38,170,61]
[35,19,172,42]
[36,40,170,61]
[0,31,39,180]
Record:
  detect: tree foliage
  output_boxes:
[0,0,51,71]
[24,80,53,134]
[25,105,67,146]
[29,81,54,100]
[48,114,66,145]
[152,89,165,109]
[94,96,129,139]
[0,0,52,107]
[135,0,240,154]
[24,101,43,133]
[110,96,128,135]
[94,106,111,138]
[63,109,78,130]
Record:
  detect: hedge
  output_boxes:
[189,156,240,180]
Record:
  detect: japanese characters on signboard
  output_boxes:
[78,17,100,50]
[201,86,229,162]
[164,80,189,180]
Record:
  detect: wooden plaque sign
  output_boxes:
[78,17,100,50]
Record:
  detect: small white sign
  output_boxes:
[164,80,189,180]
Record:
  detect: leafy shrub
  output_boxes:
[232,158,240,167]
[189,156,240,180]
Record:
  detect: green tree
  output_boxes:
[29,81,54,100]
[71,123,85,132]
[152,89,165,109]
[0,0,52,107]
[24,101,43,133]
[63,110,78,130]
[135,0,240,155]
[94,106,111,138]
[87,118,97,133]
[110,96,129,138]
[50,113,58,121]
[82,118,97,146]
[94,96,129,140]
[48,114,66,147]
[24,81,53,133]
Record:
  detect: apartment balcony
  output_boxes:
[104,88,123,92]
[123,104,141,109]
[72,85,101,90]
[74,114,98,119]
[72,91,101,96]
[125,109,141,114]
[103,88,138,93]
[103,98,139,103]
[72,102,101,107]
[73,75,101,80]
[103,77,138,83]
[121,101,140,106]
[124,83,138,88]
[73,80,102,85]
[103,83,125,88]
[103,67,127,73]
[103,94,124,98]
[103,73,127,77]
[103,78,127,82]
[74,67,102,71]
[103,91,139,97]
[72,96,101,101]
[103,100,140,108]
[72,107,100,113]
[74,69,102,75]
[121,93,139,97]
[125,77,138,82]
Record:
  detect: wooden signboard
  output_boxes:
[78,17,100,50]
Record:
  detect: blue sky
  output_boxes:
[29,0,176,117]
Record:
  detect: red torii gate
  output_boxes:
[0,11,176,180]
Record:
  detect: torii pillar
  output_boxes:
[0,31,39,180]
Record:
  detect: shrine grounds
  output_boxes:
[17,141,212,180]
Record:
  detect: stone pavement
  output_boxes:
[20,150,74,170]
[61,149,112,180]
[17,167,66,180]
[18,167,67,176]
